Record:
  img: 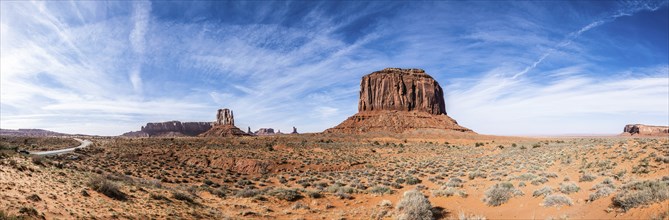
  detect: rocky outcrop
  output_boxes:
[216,109,234,125]
[199,125,248,137]
[325,68,473,134]
[200,108,249,137]
[120,121,211,137]
[326,111,472,133]
[255,128,275,136]
[139,121,212,137]
[291,127,298,134]
[120,130,149,137]
[622,124,669,136]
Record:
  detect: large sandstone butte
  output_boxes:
[325,68,473,134]
[358,68,446,115]
[622,124,669,136]
[200,108,249,137]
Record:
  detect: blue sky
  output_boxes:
[1,1,668,136]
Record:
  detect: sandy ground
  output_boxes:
[0,133,667,219]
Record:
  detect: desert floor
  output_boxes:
[1,131,668,219]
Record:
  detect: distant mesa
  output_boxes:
[122,121,212,137]
[0,128,72,137]
[255,128,275,136]
[622,124,669,136]
[120,130,149,137]
[199,108,249,137]
[252,127,298,136]
[121,108,299,137]
[325,68,473,134]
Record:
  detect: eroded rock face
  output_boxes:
[120,130,149,137]
[200,108,249,137]
[359,68,446,115]
[326,68,473,134]
[623,124,669,136]
[216,109,234,125]
[134,121,212,137]
[199,125,248,137]
[255,128,275,136]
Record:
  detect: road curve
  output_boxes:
[30,138,92,156]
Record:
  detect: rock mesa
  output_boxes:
[325,68,473,134]
[122,121,212,137]
[622,124,669,136]
[254,128,276,136]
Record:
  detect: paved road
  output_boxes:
[30,138,92,156]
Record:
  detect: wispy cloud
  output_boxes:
[128,1,151,94]
[1,1,667,136]
[512,0,668,79]
[448,65,669,135]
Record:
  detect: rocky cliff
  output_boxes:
[326,68,473,134]
[200,108,249,137]
[216,109,234,125]
[622,124,669,136]
[120,130,149,137]
[359,68,446,115]
[254,128,276,136]
[132,121,212,137]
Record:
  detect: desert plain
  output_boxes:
[1,131,668,219]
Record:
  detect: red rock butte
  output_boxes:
[326,68,473,134]
[622,124,669,136]
[199,108,249,137]
[359,68,446,115]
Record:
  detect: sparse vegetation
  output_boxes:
[559,182,580,194]
[269,188,303,201]
[579,173,597,182]
[1,135,667,219]
[532,186,552,198]
[483,182,523,206]
[395,190,433,220]
[370,186,393,195]
[543,194,573,207]
[87,176,127,201]
[172,190,195,203]
[613,179,669,211]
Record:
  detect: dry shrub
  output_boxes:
[543,194,573,207]
[483,182,523,206]
[613,179,669,211]
[88,176,127,201]
[396,190,433,220]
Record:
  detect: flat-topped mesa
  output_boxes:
[216,109,234,125]
[119,121,212,137]
[255,128,275,136]
[359,68,446,115]
[622,124,669,136]
[326,68,473,134]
